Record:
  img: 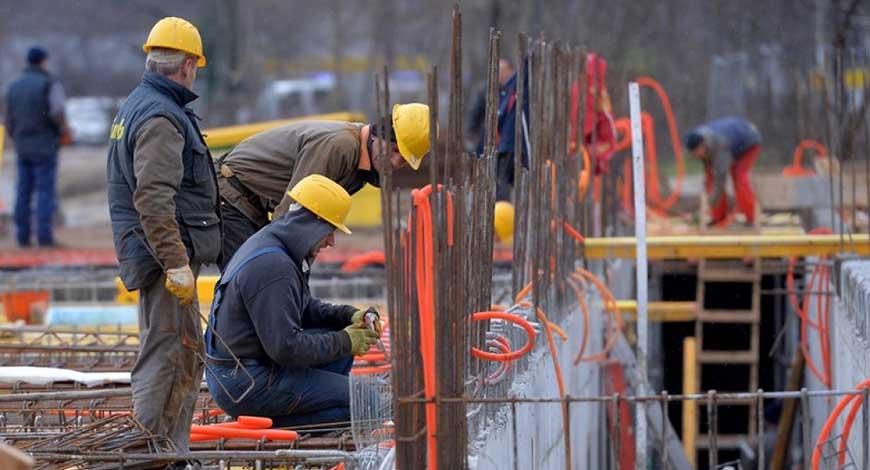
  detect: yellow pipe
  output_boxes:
[204,112,366,150]
[682,336,698,467]
[583,233,870,260]
[614,300,696,322]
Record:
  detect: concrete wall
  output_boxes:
[471,293,604,469]
[806,258,870,466]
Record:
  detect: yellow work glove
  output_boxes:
[351,308,382,335]
[344,325,380,356]
[165,265,196,306]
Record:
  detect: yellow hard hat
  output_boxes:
[143,17,207,68]
[392,103,430,170]
[494,201,515,244]
[287,174,352,234]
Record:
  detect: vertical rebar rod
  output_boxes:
[661,391,669,470]
[801,387,811,470]
[708,390,718,469]
[614,393,622,470]
[862,387,869,470]
[757,389,765,469]
[511,400,519,470]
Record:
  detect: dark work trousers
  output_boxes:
[219,199,264,271]
[131,264,203,452]
[495,151,515,202]
[14,152,58,246]
[207,343,362,429]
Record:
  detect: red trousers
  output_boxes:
[705,145,760,224]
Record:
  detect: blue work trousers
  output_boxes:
[207,353,354,429]
[14,152,58,246]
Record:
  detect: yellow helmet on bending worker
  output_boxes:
[392,103,430,170]
[142,17,207,67]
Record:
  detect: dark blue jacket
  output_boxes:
[208,208,355,368]
[698,117,762,157]
[106,72,221,290]
[477,72,528,158]
[5,66,60,156]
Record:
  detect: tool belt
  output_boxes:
[215,156,267,216]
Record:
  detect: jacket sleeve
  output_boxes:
[272,137,356,218]
[132,117,190,269]
[241,268,352,367]
[303,298,356,330]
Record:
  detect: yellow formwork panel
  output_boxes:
[117,276,219,305]
[345,184,382,227]
[614,300,697,322]
[583,233,870,260]
[204,112,367,150]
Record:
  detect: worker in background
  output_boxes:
[215,103,430,269]
[685,117,762,227]
[468,58,525,202]
[467,58,514,151]
[106,17,218,464]
[6,46,69,247]
[205,175,381,428]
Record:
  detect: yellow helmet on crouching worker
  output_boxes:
[392,103,430,170]
[143,17,207,67]
[287,175,352,234]
[494,201,515,244]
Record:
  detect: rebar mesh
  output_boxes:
[350,369,393,469]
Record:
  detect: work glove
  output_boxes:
[165,265,196,306]
[351,308,382,335]
[344,325,380,356]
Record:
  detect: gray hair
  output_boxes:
[145,47,195,76]
[288,203,303,213]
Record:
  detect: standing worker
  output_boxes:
[685,117,762,227]
[106,17,219,465]
[470,58,525,202]
[5,46,69,247]
[205,175,381,428]
[215,103,430,268]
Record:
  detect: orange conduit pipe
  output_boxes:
[612,77,685,214]
[409,184,454,470]
[340,250,386,273]
[785,227,833,388]
[470,311,537,362]
[634,76,685,211]
[783,139,828,177]
[190,416,299,442]
[812,379,870,469]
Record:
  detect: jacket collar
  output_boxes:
[24,65,50,77]
[141,71,198,107]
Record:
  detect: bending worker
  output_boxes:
[106,17,218,459]
[215,103,430,268]
[205,175,381,428]
[685,117,762,226]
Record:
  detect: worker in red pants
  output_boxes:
[685,117,761,226]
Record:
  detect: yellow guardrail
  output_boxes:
[117,234,870,303]
[583,233,870,260]
[204,112,366,150]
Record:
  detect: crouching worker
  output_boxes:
[204,174,381,428]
